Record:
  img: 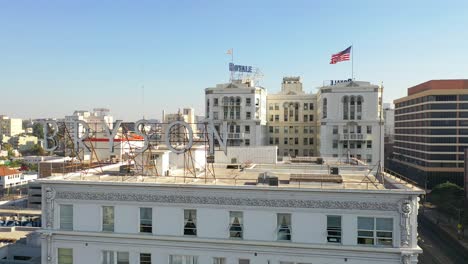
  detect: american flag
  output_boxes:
[330,46,352,64]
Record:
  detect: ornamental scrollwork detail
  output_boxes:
[399,199,413,247]
[44,187,56,229]
[401,253,412,264]
[55,191,398,211]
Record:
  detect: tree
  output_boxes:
[32,123,44,139]
[428,181,465,220]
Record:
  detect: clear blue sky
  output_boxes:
[1,0,467,121]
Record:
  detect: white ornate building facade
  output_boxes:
[205,80,267,147]
[39,163,422,264]
[318,81,384,168]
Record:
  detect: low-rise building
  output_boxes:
[0,166,37,189]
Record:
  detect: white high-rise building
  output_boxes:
[318,81,384,169]
[0,115,23,137]
[205,79,267,146]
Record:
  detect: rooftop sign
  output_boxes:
[229,63,252,73]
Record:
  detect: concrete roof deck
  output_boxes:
[43,163,423,192]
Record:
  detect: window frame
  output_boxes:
[139,207,153,233]
[357,217,393,246]
[326,215,342,244]
[229,211,243,239]
[277,213,292,241]
[183,209,197,236]
[102,206,115,232]
[58,248,73,264]
[59,204,73,231]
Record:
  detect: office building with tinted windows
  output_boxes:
[391,80,468,188]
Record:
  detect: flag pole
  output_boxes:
[351,44,354,80]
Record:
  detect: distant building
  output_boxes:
[0,116,23,138]
[0,166,37,189]
[266,77,318,157]
[62,108,113,136]
[163,108,197,139]
[318,81,384,169]
[391,79,468,188]
[383,103,395,142]
[205,79,267,146]
[9,135,38,152]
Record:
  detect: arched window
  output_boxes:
[357,96,363,120]
[323,98,328,118]
[342,96,349,120]
[350,96,356,120]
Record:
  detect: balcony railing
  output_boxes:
[338,133,372,141]
[227,133,245,139]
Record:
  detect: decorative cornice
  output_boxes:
[55,191,398,211]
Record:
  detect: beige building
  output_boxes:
[9,135,38,151]
[267,77,318,157]
[0,116,23,138]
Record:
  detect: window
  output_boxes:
[245,125,250,134]
[140,253,151,264]
[303,115,308,122]
[184,209,197,236]
[170,255,198,264]
[102,206,115,232]
[140,208,152,233]
[229,211,243,239]
[274,126,280,133]
[58,248,73,264]
[117,252,129,264]
[277,213,292,241]
[246,98,251,106]
[332,126,338,134]
[275,137,279,144]
[327,216,342,243]
[294,138,299,145]
[213,112,218,120]
[60,204,73,230]
[303,126,308,134]
[367,126,372,134]
[284,126,289,134]
[274,115,279,122]
[309,115,314,121]
[322,98,327,118]
[239,260,250,264]
[303,138,308,145]
[366,154,372,163]
[357,217,393,246]
[332,140,338,149]
[245,139,250,146]
[101,252,129,264]
[309,138,314,145]
[269,126,274,133]
[213,258,226,264]
[284,138,288,144]
[214,98,218,106]
[367,141,372,148]
[246,112,251,120]
[309,103,314,110]
[275,103,280,110]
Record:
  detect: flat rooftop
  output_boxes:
[42,162,422,192]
